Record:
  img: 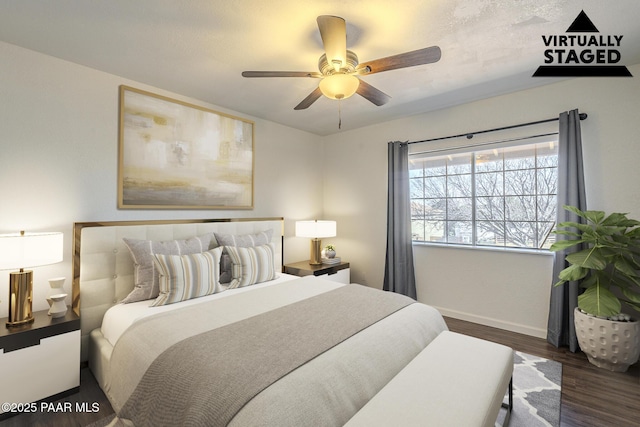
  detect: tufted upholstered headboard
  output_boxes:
[72,217,284,361]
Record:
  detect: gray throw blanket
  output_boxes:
[117,284,414,426]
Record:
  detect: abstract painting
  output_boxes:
[118,86,254,209]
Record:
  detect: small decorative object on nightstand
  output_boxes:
[284,260,350,284]
[47,277,66,315]
[324,245,336,258]
[321,256,341,265]
[49,294,68,318]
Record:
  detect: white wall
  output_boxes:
[3,38,639,337]
[323,63,640,337]
[0,41,324,318]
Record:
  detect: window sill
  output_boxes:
[411,241,554,256]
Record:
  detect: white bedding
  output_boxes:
[103,276,448,426]
[101,273,299,347]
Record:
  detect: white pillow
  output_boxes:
[226,243,277,289]
[151,247,224,306]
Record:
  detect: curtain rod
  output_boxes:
[411,132,560,156]
[408,112,587,145]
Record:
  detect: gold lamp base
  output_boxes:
[309,238,323,265]
[6,269,34,327]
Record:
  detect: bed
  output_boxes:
[73,217,450,426]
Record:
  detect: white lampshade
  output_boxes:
[319,74,360,100]
[295,220,337,238]
[0,231,64,270]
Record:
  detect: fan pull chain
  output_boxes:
[338,98,342,129]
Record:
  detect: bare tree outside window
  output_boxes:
[410,140,558,249]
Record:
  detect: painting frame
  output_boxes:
[117,85,254,210]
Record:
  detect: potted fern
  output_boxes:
[551,205,640,371]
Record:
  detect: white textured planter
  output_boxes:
[574,308,640,372]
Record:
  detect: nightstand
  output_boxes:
[284,260,350,284]
[0,308,80,417]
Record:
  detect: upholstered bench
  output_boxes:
[345,330,513,427]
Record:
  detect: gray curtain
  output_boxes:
[547,109,586,352]
[383,141,417,299]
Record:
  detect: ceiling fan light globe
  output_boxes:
[319,74,360,100]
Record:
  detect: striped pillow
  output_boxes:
[121,233,214,303]
[226,243,277,289]
[214,230,274,284]
[151,247,223,306]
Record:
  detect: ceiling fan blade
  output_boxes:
[356,80,391,106]
[242,71,322,78]
[294,87,323,110]
[317,15,347,71]
[356,46,441,75]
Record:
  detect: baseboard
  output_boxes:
[435,306,547,339]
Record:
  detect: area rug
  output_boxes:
[495,351,562,427]
[85,413,115,427]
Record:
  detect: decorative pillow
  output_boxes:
[151,247,223,306]
[226,243,277,289]
[121,233,214,303]
[213,230,274,283]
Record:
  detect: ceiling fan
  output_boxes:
[242,15,442,110]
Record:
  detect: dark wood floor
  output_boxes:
[2,317,638,426]
[0,368,113,427]
[446,316,640,427]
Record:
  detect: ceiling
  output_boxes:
[1,1,639,136]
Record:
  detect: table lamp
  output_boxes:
[295,220,336,265]
[0,231,64,327]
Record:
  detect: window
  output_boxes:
[409,139,558,249]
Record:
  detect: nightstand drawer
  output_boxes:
[284,261,350,285]
[316,267,350,284]
[0,328,80,413]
